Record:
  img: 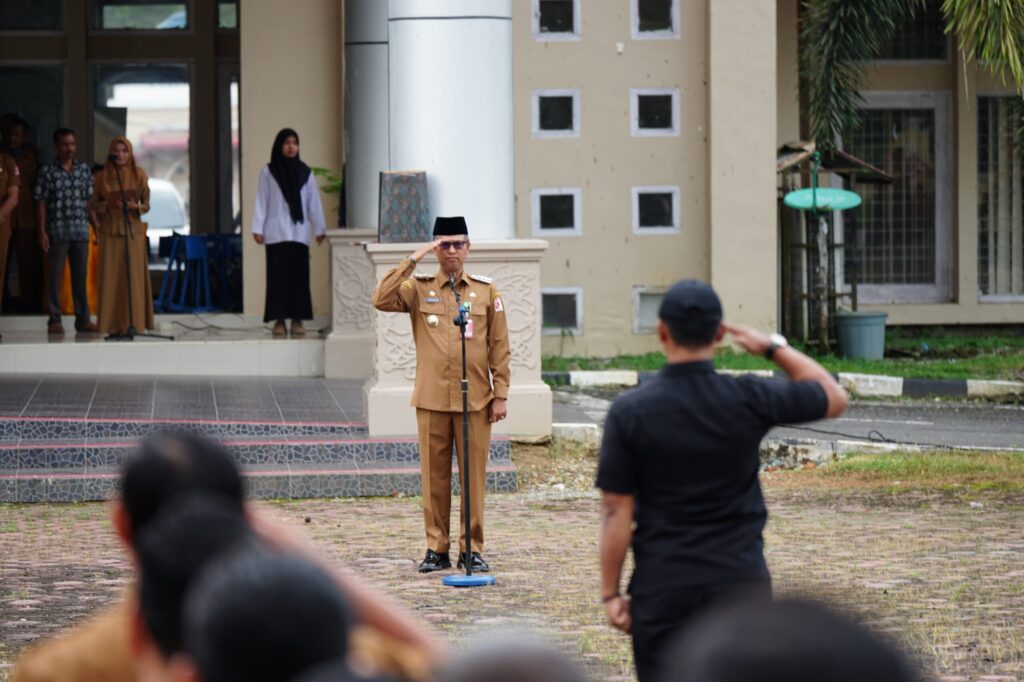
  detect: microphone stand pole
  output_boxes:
[106,161,173,342]
[443,272,495,588]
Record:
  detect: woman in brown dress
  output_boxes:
[91,136,154,336]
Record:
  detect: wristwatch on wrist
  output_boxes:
[765,333,788,360]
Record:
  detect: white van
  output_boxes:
[143,178,190,259]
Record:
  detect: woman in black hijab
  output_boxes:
[251,128,326,337]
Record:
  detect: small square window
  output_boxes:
[633,289,665,333]
[540,195,574,229]
[542,289,582,334]
[533,0,580,40]
[632,0,678,39]
[531,188,581,236]
[638,95,672,129]
[632,186,680,234]
[532,89,580,138]
[540,97,573,131]
[631,88,679,136]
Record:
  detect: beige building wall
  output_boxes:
[240,0,341,319]
[707,0,778,332]
[776,0,801,146]
[514,1,710,357]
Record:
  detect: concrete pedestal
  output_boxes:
[324,228,378,379]
[363,240,551,438]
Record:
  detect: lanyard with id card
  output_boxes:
[462,301,474,339]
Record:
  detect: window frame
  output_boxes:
[835,91,953,304]
[632,286,666,334]
[632,185,681,235]
[532,88,581,139]
[90,0,194,34]
[630,0,679,41]
[532,0,581,42]
[630,87,679,137]
[541,287,583,335]
[531,187,582,237]
[976,90,1024,303]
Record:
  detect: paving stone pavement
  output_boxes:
[2,486,1023,681]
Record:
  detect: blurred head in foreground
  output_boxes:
[115,432,244,551]
[661,598,921,682]
[133,493,254,682]
[438,632,588,682]
[182,549,355,682]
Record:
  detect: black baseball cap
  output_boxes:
[658,279,723,325]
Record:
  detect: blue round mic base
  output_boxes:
[443,574,497,588]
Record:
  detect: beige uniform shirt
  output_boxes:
[11,600,136,682]
[373,257,511,412]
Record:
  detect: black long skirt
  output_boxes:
[264,241,313,322]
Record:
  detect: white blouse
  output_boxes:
[251,165,326,246]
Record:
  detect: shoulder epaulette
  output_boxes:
[413,273,434,280]
[469,274,493,284]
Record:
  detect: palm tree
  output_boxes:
[799,0,1024,147]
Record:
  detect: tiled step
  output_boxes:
[0,416,368,444]
[0,463,518,503]
[0,435,511,470]
[0,415,518,503]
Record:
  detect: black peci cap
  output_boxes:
[658,279,723,324]
[433,216,469,237]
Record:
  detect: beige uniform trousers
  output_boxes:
[416,407,491,556]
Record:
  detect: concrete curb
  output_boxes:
[542,370,1024,399]
[548,424,1024,468]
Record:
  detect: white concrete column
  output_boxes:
[387,0,515,240]
[344,0,390,230]
[707,0,778,329]
[364,241,551,438]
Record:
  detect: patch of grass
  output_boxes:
[767,450,1024,493]
[543,343,1024,381]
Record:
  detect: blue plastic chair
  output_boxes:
[156,235,217,313]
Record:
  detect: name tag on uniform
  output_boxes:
[425,297,441,303]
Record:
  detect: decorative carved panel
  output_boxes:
[332,247,375,331]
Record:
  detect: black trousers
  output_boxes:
[263,241,313,323]
[45,239,90,324]
[631,580,771,682]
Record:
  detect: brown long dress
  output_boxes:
[92,138,154,335]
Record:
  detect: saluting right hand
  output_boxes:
[723,323,771,356]
[411,238,441,263]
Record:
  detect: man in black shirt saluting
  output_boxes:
[596,279,848,682]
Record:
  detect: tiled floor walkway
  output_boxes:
[0,376,366,422]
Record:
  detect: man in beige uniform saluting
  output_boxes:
[373,216,511,573]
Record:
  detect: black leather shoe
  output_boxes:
[457,552,490,572]
[418,550,451,573]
